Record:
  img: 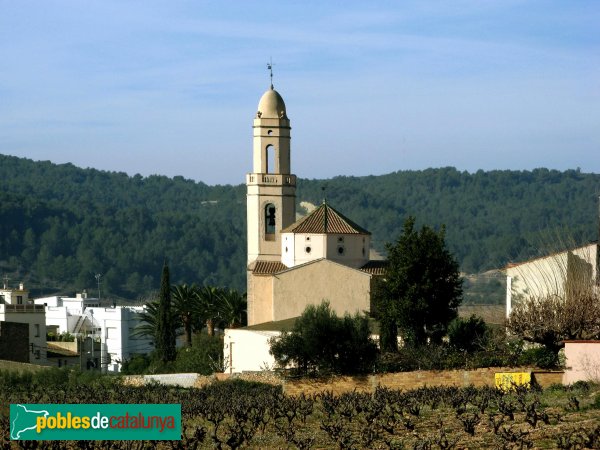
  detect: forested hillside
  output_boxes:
[1,154,598,300]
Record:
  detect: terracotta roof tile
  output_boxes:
[252,261,288,274]
[282,203,370,235]
[359,260,388,275]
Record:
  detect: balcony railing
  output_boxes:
[246,174,296,186]
[0,304,45,313]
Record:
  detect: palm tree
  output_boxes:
[132,301,161,343]
[197,286,222,336]
[217,289,247,328]
[133,300,180,345]
[172,283,200,347]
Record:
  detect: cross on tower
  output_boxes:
[267,58,274,88]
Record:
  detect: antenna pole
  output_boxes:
[95,273,101,300]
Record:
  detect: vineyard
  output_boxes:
[1,375,600,449]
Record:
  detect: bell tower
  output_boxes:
[246,82,296,264]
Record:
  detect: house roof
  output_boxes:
[359,260,388,275]
[251,258,386,277]
[46,342,79,357]
[505,241,598,270]
[243,316,381,334]
[251,260,288,275]
[281,202,370,235]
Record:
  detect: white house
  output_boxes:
[0,282,47,364]
[224,327,280,374]
[505,242,598,317]
[34,293,152,372]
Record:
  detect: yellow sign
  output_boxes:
[494,372,532,391]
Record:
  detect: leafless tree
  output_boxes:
[507,245,600,354]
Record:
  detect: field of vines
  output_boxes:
[1,375,600,449]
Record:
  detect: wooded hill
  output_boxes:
[1,153,598,301]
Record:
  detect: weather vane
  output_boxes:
[267,58,274,88]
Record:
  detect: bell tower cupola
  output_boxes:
[246,80,297,264]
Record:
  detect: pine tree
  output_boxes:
[156,261,176,362]
[375,216,463,348]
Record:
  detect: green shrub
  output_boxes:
[120,354,151,375]
[518,346,560,369]
[173,334,223,374]
[448,315,489,353]
[270,301,378,376]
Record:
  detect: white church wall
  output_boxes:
[291,234,327,266]
[325,234,370,268]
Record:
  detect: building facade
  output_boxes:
[505,242,598,317]
[34,293,152,372]
[245,85,386,327]
[0,282,47,364]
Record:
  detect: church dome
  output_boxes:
[257,87,287,119]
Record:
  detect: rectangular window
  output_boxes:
[106,327,118,340]
[34,324,40,337]
[17,296,23,305]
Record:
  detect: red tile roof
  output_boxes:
[282,203,370,235]
[252,261,288,274]
[359,260,388,275]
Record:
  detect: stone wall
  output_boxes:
[122,373,214,388]
[124,367,565,394]
[0,359,48,372]
[282,367,563,396]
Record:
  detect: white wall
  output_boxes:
[223,329,280,373]
[564,341,600,384]
[88,306,152,373]
[506,243,598,317]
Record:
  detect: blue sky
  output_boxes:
[1,1,598,185]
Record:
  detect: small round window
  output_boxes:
[306,236,311,241]
[338,246,345,255]
[267,130,273,135]
[338,237,344,243]
[305,246,312,254]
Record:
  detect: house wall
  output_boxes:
[88,306,152,373]
[506,243,598,316]
[563,341,600,384]
[0,305,47,364]
[0,285,29,305]
[0,321,29,363]
[272,259,371,321]
[224,328,279,373]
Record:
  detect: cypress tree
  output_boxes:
[156,261,176,362]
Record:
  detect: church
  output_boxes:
[245,82,386,326]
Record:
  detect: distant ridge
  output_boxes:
[1,153,599,300]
